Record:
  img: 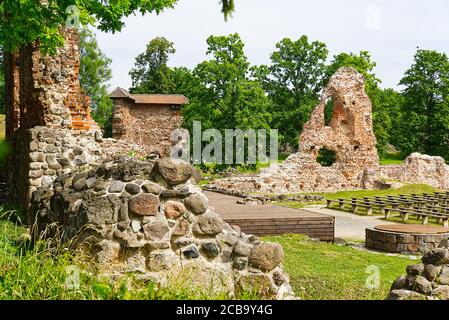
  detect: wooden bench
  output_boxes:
[326,199,377,215]
[384,207,449,227]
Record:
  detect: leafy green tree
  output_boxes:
[170,66,199,96]
[129,37,176,94]
[181,34,271,168]
[261,36,328,150]
[380,88,405,152]
[79,27,113,136]
[0,1,234,55]
[0,0,178,55]
[184,33,270,131]
[325,51,392,156]
[397,49,449,160]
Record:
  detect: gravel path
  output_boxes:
[303,206,400,240]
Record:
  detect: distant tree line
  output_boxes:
[128,34,449,161]
[2,30,449,163]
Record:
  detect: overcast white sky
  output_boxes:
[94,0,449,91]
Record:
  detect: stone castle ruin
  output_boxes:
[110,87,188,157]
[210,67,449,194]
[4,29,147,214]
[3,28,294,299]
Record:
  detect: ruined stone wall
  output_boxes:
[112,99,182,157]
[378,153,449,190]
[5,28,100,209]
[31,157,294,299]
[208,68,449,194]
[15,29,91,132]
[298,67,379,169]
[12,125,150,219]
[210,68,381,194]
[4,51,20,145]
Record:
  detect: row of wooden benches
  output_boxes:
[326,193,449,227]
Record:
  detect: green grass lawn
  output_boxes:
[316,183,440,201]
[262,234,411,300]
[274,183,439,207]
[0,206,413,300]
[379,152,407,165]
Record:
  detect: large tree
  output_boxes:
[181,34,271,169]
[129,36,176,94]
[79,27,113,136]
[0,1,234,54]
[260,36,328,151]
[397,49,449,160]
[183,33,270,132]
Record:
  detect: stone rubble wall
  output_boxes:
[5,28,100,211]
[210,152,376,194]
[9,28,99,134]
[209,69,449,194]
[211,152,449,195]
[387,242,449,300]
[378,153,449,190]
[11,126,149,218]
[31,157,295,299]
[299,67,379,169]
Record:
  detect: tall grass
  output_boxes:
[0,206,257,300]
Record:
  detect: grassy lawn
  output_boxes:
[1,208,411,300]
[315,183,440,201]
[275,183,439,208]
[379,152,407,165]
[262,234,411,300]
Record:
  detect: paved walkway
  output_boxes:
[302,206,400,240]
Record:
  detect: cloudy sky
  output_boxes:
[94,0,449,91]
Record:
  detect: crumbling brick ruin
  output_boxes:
[210,67,449,194]
[298,67,379,169]
[3,28,294,299]
[4,29,141,215]
[110,88,188,157]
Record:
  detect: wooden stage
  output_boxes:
[204,191,335,241]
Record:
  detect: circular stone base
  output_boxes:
[366,224,449,254]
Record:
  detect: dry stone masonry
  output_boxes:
[31,157,294,299]
[387,241,449,300]
[210,68,449,194]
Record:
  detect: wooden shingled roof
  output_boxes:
[109,87,189,105]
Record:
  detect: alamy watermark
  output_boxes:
[170,121,279,165]
[365,265,380,289]
[65,265,80,290]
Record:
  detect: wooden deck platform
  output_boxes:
[204,191,335,241]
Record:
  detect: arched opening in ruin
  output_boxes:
[316,147,337,167]
[324,97,334,126]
